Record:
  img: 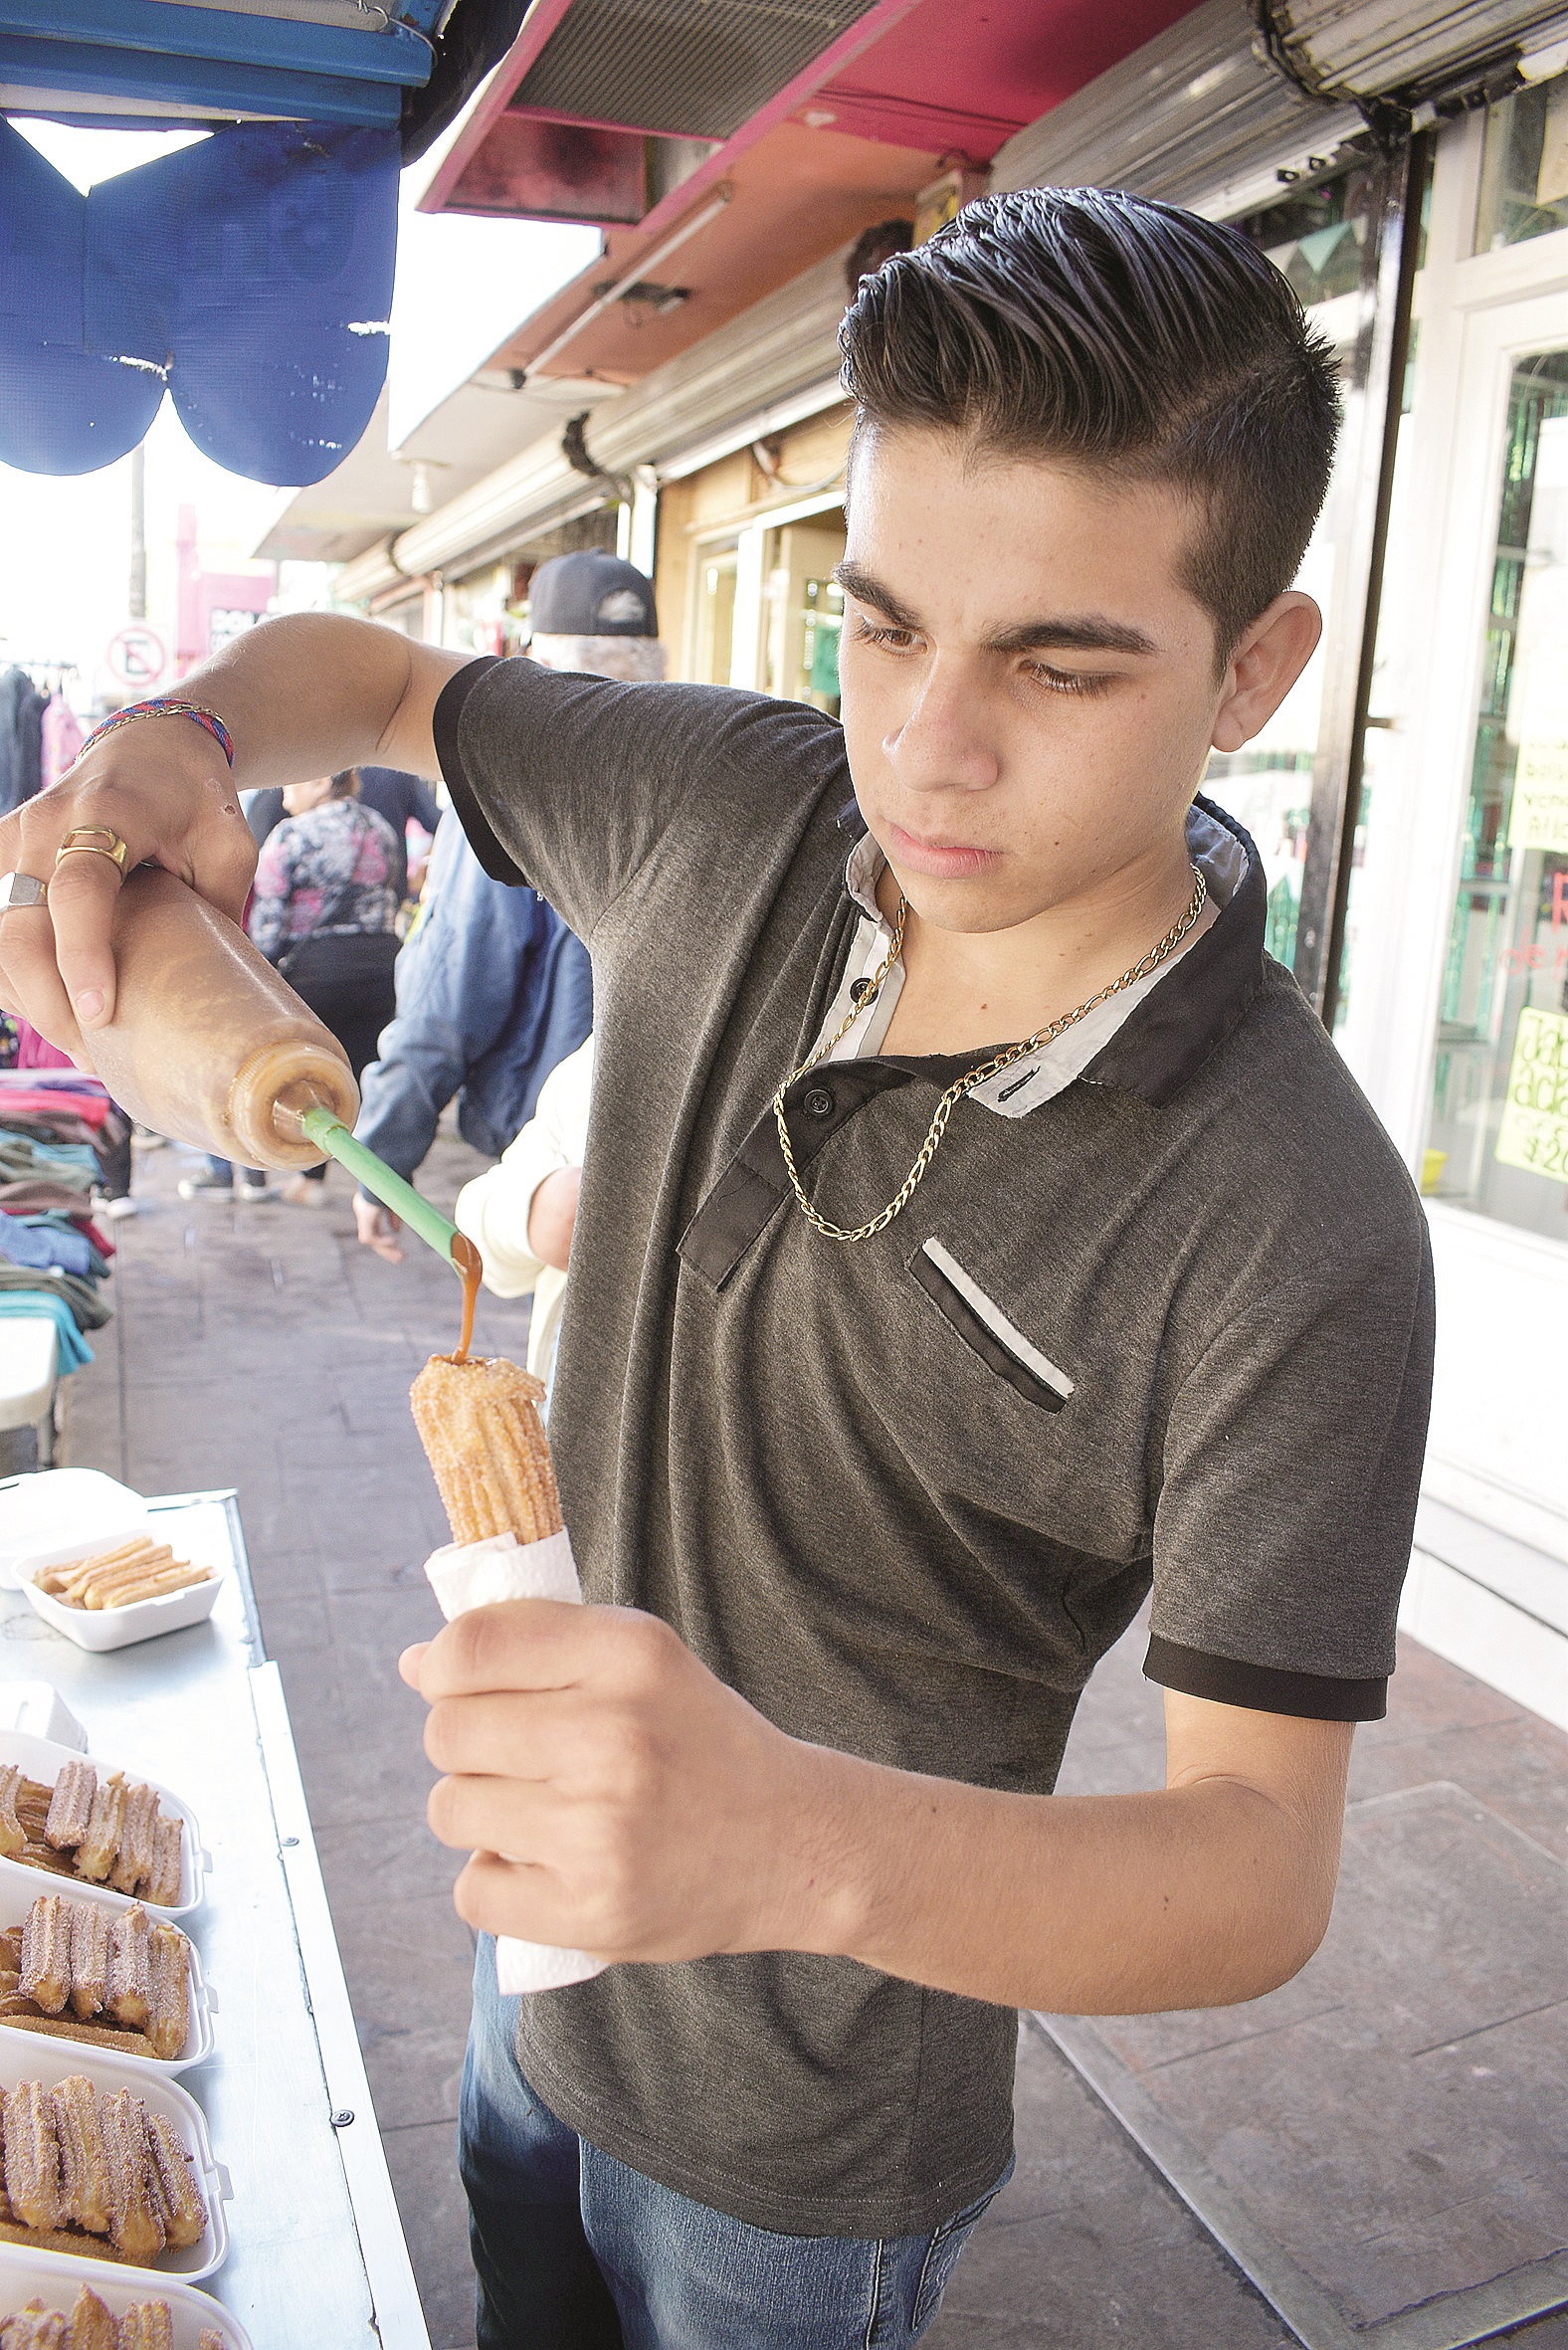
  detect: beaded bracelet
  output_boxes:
[76,698,235,770]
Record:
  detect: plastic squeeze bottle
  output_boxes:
[81,866,359,1167]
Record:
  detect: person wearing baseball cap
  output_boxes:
[348,555,662,1264]
[526,551,665,683]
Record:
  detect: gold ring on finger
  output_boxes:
[55,829,128,874]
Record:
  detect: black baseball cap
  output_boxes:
[529,551,658,638]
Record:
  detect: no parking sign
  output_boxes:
[104,624,168,691]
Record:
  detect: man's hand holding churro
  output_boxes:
[399,1602,849,1966]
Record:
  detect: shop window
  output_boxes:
[693,543,738,685]
[1229,158,1378,308]
[1425,352,1568,1233]
[1475,71,1568,253]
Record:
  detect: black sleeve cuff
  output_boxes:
[432,656,527,886]
[1142,1634,1387,1721]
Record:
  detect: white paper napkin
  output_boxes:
[424,1529,607,1995]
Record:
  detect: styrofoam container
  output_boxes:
[0,1471,150,1592]
[0,1684,86,1750]
[0,2037,229,2281]
[19,1531,223,1653]
[0,2247,251,2349]
[0,1876,214,2076]
[0,1731,206,1920]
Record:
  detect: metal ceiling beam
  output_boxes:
[0,0,430,81]
[0,31,409,120]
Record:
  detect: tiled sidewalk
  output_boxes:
[66,1132,1568,2349]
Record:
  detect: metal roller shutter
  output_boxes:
[992,0,1568,217]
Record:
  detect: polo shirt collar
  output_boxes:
[836,795,1267,1115]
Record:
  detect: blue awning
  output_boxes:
[0,0,432,130]
[0,117,399,483]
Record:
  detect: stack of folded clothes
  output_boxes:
[0,1072,118,1369]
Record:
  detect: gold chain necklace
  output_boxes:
[773,864,1208,1245]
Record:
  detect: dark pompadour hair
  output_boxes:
[839,186,1341,658]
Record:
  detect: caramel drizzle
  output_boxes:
[451,1233,483,1363]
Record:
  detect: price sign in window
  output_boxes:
[1496,1007,1568,1180]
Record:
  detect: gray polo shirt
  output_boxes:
[437,656,1435,2239]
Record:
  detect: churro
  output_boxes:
[20,1895,70,2016]
[199,2333,225,2350]
[77,1780,125,1886]
[0,2217,121,2260]
[43,1763,95,1855]
[0,2080,202,2267]
[0,2218,122,2255]
[411,1354,563,1545]
[143,2111,205,2251]
[0,2302,67,2348]
[99,2089,163,2265]
[106,1908,150,2033]
[0,1770,185,1907]
[3,2079,61,2231]
[46,1542,172,1605]
[145,1820,181,1912]
[118,2308,174,2350]
[69,1901,110,2022]
[14,1786,49,1846]
[0,1896,188,2060]
[17,1847,73,1883]
[34,1536,213,1616]
[52,2073,111,2236]
[67,2287,117,2350]
[0,1770,25,1862]
[90,1566,209,1612]
[145,1927,187,2065]
[1,2018,158,2060]
[109,1790,158,1901]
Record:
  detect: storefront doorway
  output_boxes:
[1365,95,1568,1564]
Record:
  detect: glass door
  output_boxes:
[759,518,846,711]
[1425,351,1568,1235]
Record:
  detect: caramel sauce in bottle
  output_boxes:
[83,868,358,1168]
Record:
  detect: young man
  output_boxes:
[0,188,1434,2347]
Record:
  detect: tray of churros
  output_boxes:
[0,2044,228,2282]
[0,1889,212,2078]
[18,1537,221,1655]
[0,1737,204,1920]
[0,2250,249,2347]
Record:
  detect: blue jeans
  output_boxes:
[459,1936,1009,2350]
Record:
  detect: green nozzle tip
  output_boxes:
[299,1105,465,1271]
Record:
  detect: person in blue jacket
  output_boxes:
[351,551,662,1261]
[351,809,592,1260]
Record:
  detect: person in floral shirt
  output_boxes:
[248,768,401,1200]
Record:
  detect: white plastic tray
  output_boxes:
[0,1731,206,1920]
[0,2038,230,2282]
[0,1876,214,2077]
[19,1531,222,1654]
[0,2244,250,2347]
[0,1472,150,1592]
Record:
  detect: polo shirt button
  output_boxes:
[849,977,874,1003]
[802,1086,835,1118]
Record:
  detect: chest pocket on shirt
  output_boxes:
[908,1238,1075,1415]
